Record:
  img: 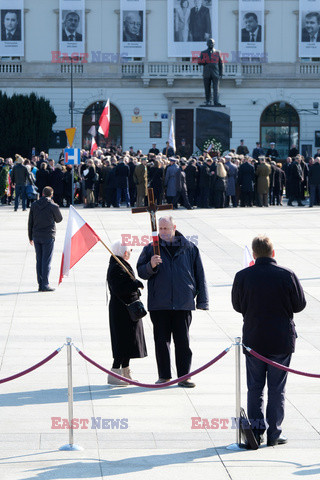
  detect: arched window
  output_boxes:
[82,102,122,150]
[260,102,299,159]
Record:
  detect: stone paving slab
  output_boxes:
[1,204,320,479]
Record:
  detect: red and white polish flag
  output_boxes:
[59,206,100,284]
[98,99,110,138]
[90,136,98,156]
[243,245,255,268]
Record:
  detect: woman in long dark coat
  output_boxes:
[106,241,147,386]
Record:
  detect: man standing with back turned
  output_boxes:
[28,186,63,292]
[232,236,306,446]
[137,216,209,387]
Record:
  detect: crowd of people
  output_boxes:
[1,140,320,210]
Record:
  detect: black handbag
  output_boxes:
[126,299,147,322]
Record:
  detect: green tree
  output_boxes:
[0,92,56,158]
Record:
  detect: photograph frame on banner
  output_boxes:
[168,0,219,58]
[59,0,85,56]
[299,1,320,57]
[0,0,24,57]
[120,0,146,58]
[238,0,265,59]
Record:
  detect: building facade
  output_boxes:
[0,0,319,159]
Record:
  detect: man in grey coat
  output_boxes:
[137,216,209,387]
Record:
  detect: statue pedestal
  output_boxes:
[196,106,231,153]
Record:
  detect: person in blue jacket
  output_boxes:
[137,216,209,387]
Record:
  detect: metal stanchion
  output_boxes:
[227,336,244,450]
[59,337,83,451]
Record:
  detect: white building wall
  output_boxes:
[2,0,320,157]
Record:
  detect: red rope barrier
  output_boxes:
[246,347,320,378]
[77,348,229,388]
[0,349,60,384]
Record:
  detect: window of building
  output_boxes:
[149,121,162,138]
[260,102,300,159]
[82,102,122,149]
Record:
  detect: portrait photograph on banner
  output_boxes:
[59,0,85,55]
[0,0,24,56]
[239,0,264,58]
[299,0,320,57]
[168,0,218,58]
[120,0,146,58]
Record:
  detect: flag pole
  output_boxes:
[98,238,138,283]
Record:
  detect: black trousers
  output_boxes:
[34,238,55,289]
[150,310,192,379]
[246,353,291,442]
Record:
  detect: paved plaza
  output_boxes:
[0,204,320,480]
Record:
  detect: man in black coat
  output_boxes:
[115,158,130,207]
[252,142,264,160]
[137,216,209,388]
[232,235,306,446]
[11,157,28,211]
[237,158,255,207]
[185,159,198,207]
[266,143,279,160]
[173,160,192,210]
[28,186,63,292]
[287,157,304,206]
[199,158,214,207]
[308,157,320,207]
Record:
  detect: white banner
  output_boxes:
[120,0,146,58]
[59,0,85,56]
[168,0,218,58]
[299,0,320,57]
[0,0,24,56]
[239,0,264,58]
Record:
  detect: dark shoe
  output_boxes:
[287,202,293,206]
[298,203,304,207]
[178,379,195,388]
[214,103,225,107]
[155,378,171,384]
[267,435,288,446]
[41,286,55,292]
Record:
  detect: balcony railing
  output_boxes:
[0,61,319,83]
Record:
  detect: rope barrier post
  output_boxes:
[59,337,83,451]
[227,337,244,451]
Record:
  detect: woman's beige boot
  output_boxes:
[122,366,137,382]
[107,368,128,386]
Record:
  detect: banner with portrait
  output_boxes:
[299,0,320,57]
[0,0,24,56]
[120,0,146,58]
[239,0,264,58]
[168,0,218,58]
[59,0,85,56]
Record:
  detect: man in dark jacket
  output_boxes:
[11,156,28,211]
[308,157,320,207]
[232,235,306,447]
[115,158,130,207]
[237,158,255,207]
[137,216,209,387]
[28,186,63,292]
[173,161,193,210]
